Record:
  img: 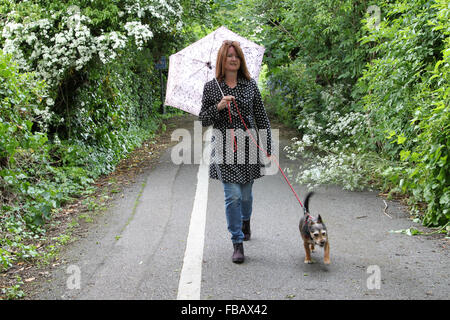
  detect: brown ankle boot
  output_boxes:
[242,220,251,241]
[232,243,245,263]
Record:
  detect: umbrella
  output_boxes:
[164,26,265,116]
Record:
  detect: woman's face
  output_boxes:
[224,46,241,73]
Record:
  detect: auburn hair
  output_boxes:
[215,41,251,81]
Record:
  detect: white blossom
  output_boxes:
[46,98,54,106]
[124,21,153,49]
[1,1,183,87]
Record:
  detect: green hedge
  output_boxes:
[0,0,211,273]
[233,0,449,227]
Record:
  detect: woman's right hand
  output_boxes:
[217,95,235,111]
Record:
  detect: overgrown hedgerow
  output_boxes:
[236,0,449,227]
[0,0,210,274]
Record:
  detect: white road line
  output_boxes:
[177,144,210,300]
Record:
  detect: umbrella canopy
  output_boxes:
[164,26,265,116]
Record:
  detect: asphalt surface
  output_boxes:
[32,115,449,300]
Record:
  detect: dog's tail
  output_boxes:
[303,192,314,214]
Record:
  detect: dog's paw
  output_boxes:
[324,259,330,265]
[304,259,314,264]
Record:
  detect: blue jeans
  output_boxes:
[222,181,254,244]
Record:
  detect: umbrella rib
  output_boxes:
[175,53,208,66]
[208,31,217,70]
[191,64,208,77]
[192,57,210,65]
[174,64,209,90]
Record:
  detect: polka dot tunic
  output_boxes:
[199,77,272,184]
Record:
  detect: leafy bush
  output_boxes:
[0,50,52,224]
[0,0,183,89]
[0,0,212,274]
[0,46,162,271]
[0,50,50,269]
[357,0,449,226]
[233,0,448,226]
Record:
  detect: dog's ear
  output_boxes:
[317,215,323,223]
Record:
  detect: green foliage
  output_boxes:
[53,49,161,176]
[358,0,449,226]
[0,50,53,226]
[0,0,211,276]
[1,276,25,299]
[1,0,447,289]
[224,0,448,226]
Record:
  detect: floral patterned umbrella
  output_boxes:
[164,26,265,116]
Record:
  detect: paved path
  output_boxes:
[32,115,449,300]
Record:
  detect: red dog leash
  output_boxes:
[225,97,305,209]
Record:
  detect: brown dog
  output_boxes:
[299,192,330,264]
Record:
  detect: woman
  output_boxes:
[199,40,272,263]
